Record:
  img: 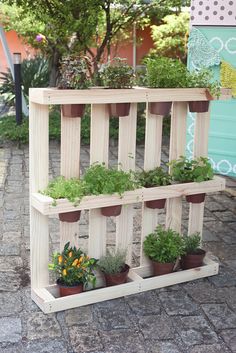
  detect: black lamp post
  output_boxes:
[13,52,22,125]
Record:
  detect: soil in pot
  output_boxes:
[59,211,81,223]
[103,264,130,286]
[109,103,130,117]
[188,101,209,113]
[181,249,206,270]
[186,193,205,204]
[101,205,122,217]
[149,102,172,116]
[57,279,83,297]
[61,104,86,118]
[151,260,175,276]
[145,198,166,209]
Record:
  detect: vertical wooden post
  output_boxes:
[188,111,210,237]
[29,102,49,289]
[166,102,188,232]
[140,107,164,267]
[89,104,109,258]
[60,112,81,249]
[116,103,137,265]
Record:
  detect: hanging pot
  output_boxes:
[57,279,83,297]
[108,103,130,117]
[103,264,130,286]
[61,104,86,118]
[59,211,81,223]
[188,101,210,113]
[101,205,122,217]
[186,193,205,204]
[151,260,175,276]
[181,249,206,270]
[145,198,166,209]
[149,102,172,116]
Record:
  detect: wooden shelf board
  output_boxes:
[31,176,225,216]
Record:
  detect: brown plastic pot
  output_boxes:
[103,264,130,286]
[109,103,130,117]
[101,205,122,217]
[61,104,86,118]
[59,211,81,223]
[186,193,205,204]
[181,249,206,270]
[149,102,172,116]
[151,260,175,276]
[188,101,210,113]
[57,279,83,297]
[145,198,166,209]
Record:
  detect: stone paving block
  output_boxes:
[22,288,41,312]
[26,312,62,340]
[189,343,231,353]
[69,325,103,353]
[0,256,22,271]
[0,292,22,316]
[26,339,68,353]
[158,290,199,316]
[125,291,161,316]
[147,340,182,353]
[138,315,175,340]
[202,229,220,242]
[201,303,236,330]
[208,266,236,287]
[220,329,236,352]
[0,271,21,291]
[94,304,134,331]
[214,210,236,222]
[0,317,22,343]
[0,344,23,353]
[100,329,145,353]
[183,281,224,304]
[65,306,93,326]
[0,241,21,256]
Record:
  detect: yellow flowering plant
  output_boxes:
[49,242,98,287]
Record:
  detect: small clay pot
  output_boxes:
[57,279,83,297]
[181,249,206,270]
[145,198,166,209]
[151,260,175,276]
[103,264,130,286]
[101,205,122,217]
[59,211,81,223]
[188,101,210,113]
[186,193,205,204]
[149,102,172,116]
[109,103,130,117]
[61,104,86,118]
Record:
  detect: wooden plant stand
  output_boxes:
[29,87,230,313]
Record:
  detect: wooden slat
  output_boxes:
[89,104,109,258]
[29,102,49,289]
[116,103,137,265]
[166,102,188,232]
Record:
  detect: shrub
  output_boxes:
[183,233,201,254]
[136,166,171,187]
[58,55,91,89]
[100,57,134,89]
[98,249,127,275]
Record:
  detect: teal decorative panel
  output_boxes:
[187,26,236,176]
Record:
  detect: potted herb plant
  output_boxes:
[136,166,172,209]
[187,69,221,113]
[42,176,86,222]
[181,233,206,269]
[49,242,97,297]
[58,55,91,118]
[143,225,184,276]
[98,249,129,286]
[100,57,135,117]
[169,156,214,203]
[83,163,138,217]
[145,57,187,115]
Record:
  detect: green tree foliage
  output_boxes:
[150,12,190,62]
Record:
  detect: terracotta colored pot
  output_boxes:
[151,260,175,276]
[101,205,122,217]
[149,102,172,116]
[61,104,86,118]
[188,101,210,113]
[103,264,130,286]
[186,193,205,204]
[57,279,83,297]
[59,211,81,223]
[109,103,130,117]
[181,249,206,270]
[145,198,166,209]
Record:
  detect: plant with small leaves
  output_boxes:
[98,248,127,275]
[58,55,91,89]
[169,156,214,183]
[183,233,201,255]
[100,57,135,89]
[186,69,221,98]
[143,225,184,263]
[136,166,172,188]
[48,242,98,287]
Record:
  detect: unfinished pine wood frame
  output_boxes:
[29,87,230,313]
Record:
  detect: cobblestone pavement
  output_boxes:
[0,141,236,353]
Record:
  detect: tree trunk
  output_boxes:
[49,49,61,87]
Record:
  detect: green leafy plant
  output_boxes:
[58,55,91,89]
[143,225,184,263]
[100,57,134,89]
[136,166,172,187]
[183,233,201,254]
[186,69,221,98]
[169,156,214,183]
[83,163,138,196]
[98,249,127,275]
[49,242,97,287]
